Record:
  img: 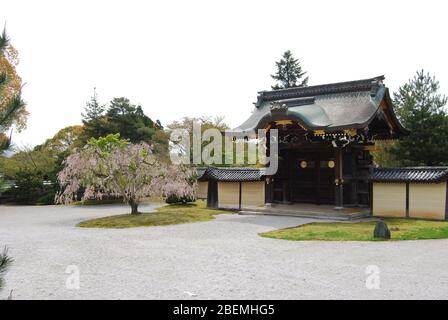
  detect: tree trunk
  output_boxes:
[129,199,140,215]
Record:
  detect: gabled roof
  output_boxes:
[234,76,407,137]
[370,167,448,183]
[197,167,265,182]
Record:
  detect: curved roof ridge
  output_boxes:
[234,75,407,138]
[256,75,385,105]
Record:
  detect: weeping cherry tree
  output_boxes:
[56,134,196,214]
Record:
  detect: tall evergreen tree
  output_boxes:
[271,50,308,90]
[82,88,105,123]
[81,88,106,139]
[388,70,448,166]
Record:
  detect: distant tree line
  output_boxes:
[0,90,172,204]
[1,44,448,206]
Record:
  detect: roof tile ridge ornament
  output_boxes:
[370,77,384,97]
[254,94,264,108]
[270,101,288,113]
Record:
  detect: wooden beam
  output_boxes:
[351,151,358,205]
[239,182,242,211]
[265,177,274,204]
[334,147,344,209]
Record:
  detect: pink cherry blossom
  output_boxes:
[56,141,197,214]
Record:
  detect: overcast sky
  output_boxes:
[3,0,448,147]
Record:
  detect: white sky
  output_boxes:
[3,0,448,147]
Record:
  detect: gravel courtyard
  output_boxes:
[1,204,448,300]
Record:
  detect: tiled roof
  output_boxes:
[370,167,448,183]
[198,167,265,182]
[234,76,407,137]
[257,76,385,104]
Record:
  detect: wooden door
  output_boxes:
[288,152,335,204]
[317,160,335,204]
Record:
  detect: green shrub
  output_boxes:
[165,194,195,204]
[7,170,56,205]
[36,193,56,205]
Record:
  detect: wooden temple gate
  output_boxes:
[202,76,408,211]
[263,121,373,208]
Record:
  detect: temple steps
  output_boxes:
[238,205,371,221]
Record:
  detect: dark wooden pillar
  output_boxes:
[207,180,218,209]
[350,150,358,205]
[238,182,242,211]
[282,179,289,203]
[334,147,344,209]
[265,177,274,205]
[281,150,290,204]
[316,159,321,205]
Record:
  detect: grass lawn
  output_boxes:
[78,200,232,228]
[260,219,448,241]
[72,196,164,205]
[72,199,124,205]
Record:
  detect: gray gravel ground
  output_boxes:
[1,204,448,300]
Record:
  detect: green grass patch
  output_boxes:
[260,219,448,241]
[78,200,232,229]
[72,199,124,205]
[72,196,164,206]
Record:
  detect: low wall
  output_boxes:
[197,181,208,199]
[409,183,446,220]
[217,181,265,209]
[217,182,240,209]
[373,182,447,220]
[242,182,265,207]
[372,183,407,218]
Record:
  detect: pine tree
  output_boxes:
[0,27,27,153]
[81,88,106,140]
[0,246,13,292]
[0,27,26,202]
[81,88,105,123]
[104,97,156,143]
[388,70,448,166]
[271,50,308,90]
